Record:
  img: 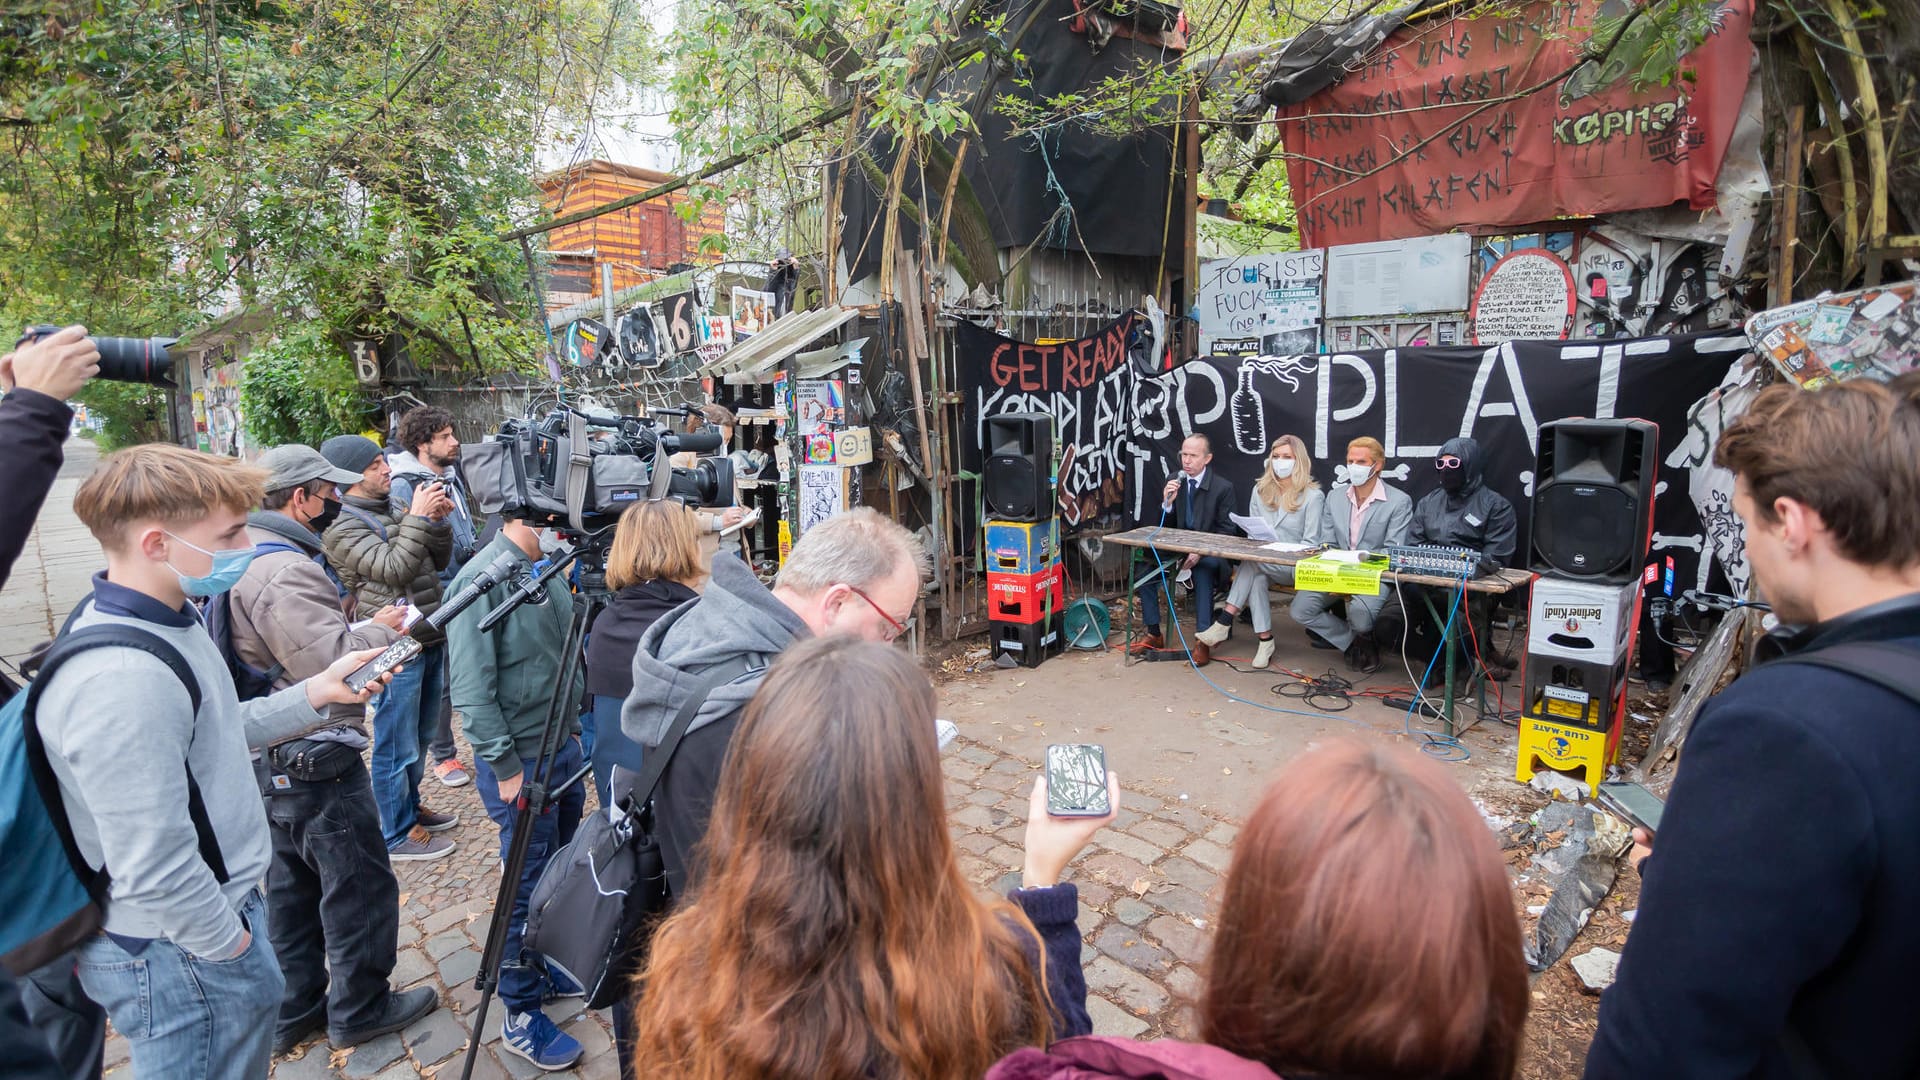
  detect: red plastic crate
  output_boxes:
[987,563,1064,625]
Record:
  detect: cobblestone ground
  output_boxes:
[91,723,1217,1078]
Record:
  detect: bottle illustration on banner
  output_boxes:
[1231,364,1266,454]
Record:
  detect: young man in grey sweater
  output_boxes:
[33,444,392,1080]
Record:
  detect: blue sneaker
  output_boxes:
[500,1010,582,1072]
[542,964,585,1002]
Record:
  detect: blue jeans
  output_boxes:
[74,888,281,1080]
[369,642,447,847]
[1138,555,1229,636]
[475,737,585,1015]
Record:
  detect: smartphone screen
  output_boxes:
[1046,743,1110,817]
[1596,781,1666,835]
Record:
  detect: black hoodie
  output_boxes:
[1408,436,1517,569]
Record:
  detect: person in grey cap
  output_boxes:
[228,444,440,1056]
[318,434,460,862]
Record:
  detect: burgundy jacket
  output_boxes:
[989,1037,1283,1080]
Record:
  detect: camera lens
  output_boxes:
[92,336,180,387]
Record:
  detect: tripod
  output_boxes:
[459,545,607,1080]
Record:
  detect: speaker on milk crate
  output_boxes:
[983,413,1054,522]
[1528,418,1658,585]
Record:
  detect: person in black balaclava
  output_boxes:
[1376,436,1518,680]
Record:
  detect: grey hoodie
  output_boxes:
[615,553,809,895]
[1409,436,1519,569]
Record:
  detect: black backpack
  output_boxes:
[199,539,315,700]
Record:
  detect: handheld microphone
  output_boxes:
[344,552,520,693]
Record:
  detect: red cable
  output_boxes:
[1463,598,1508,720]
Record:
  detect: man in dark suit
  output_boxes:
[1137,434,1238,664]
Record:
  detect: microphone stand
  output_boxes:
[460,544,607,1080]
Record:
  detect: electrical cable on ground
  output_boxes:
[1140,511,1469,758]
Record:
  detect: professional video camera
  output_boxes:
[462,404,735,535]
[16,325,181,387]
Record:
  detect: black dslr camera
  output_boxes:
[462,405,735,533]
[16,325,181,387]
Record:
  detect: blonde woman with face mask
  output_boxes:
[1195,435,1324,668]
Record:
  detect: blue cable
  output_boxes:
[1403,568,1474,762]
[1141,507,1383,732]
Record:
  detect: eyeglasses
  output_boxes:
[846,584,915,641]
[1435,457,1463,469]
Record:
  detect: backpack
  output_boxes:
[523,660,755,1008]
[199,539,309,700]
[0,606,230,975]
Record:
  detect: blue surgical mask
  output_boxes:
[163,532,256,597]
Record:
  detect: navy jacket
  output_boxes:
[1586,592,1920,1079]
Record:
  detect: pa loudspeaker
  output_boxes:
[983,413,1054,522]
[1528,418,1658,585]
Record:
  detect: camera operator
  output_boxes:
[388,405,479,790]
[0,325,99,589]
[610,507,927,1072]
[319,435,461,862]
[0,325,100,1080]
[442,519,587,1071]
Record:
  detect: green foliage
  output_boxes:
[75,381,172,452]
[2,0,632,402]
[237,328,369,447]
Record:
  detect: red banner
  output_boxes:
[1276,0,1755,248]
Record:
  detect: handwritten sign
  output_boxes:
[1471,249,1576,343]
[959,315,1138,531]
[1198,252,1325,354]
[1273,0,1756,247]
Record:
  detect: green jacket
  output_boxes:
[444,533,582,778]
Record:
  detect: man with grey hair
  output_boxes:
[617,506,928,898]
[612,507,925,1068]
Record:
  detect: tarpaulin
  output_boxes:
[1275,0,1756,248]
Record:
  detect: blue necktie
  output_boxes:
[1185,478,1196,524]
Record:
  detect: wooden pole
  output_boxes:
[1771,106,1805,308]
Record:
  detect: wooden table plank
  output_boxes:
[1103,526,1534,595]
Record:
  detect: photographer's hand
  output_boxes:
[720,507,747,527]
[2,325,99,400]
[407,483,442,519]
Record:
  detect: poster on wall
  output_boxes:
[793,379,846,435]
[798,465,848,534]
[660,291,701,354]
[1197,251,1325,355]
[956,314,1140,531]
[1274,0,1756,248]
[1324,235,1472,317]
[731,288,776,338]
[1128,332,1750,595]
[1470,249,1577,343]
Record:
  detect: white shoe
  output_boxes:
[1195,621,1232,647]
[1252,639,1275,669]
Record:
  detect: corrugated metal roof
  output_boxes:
[697,305,861,384]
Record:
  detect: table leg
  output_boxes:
[1125,547,1138,664]
[1415,587,1459,737]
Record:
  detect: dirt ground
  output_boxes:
[928,616,1667,1080]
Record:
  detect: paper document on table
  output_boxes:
[1261,541,1316,553]
[1320,548,1368,563]
[1229,513,1278,542]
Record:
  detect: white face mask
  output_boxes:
[1347,463,1374,486]
[1270,458,1295,478]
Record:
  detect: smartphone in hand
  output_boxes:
[1045,743,1111,817]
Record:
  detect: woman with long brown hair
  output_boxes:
[630,636,1117,1080]
[988,740,1528,1080]
[1195,434,1324,669]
